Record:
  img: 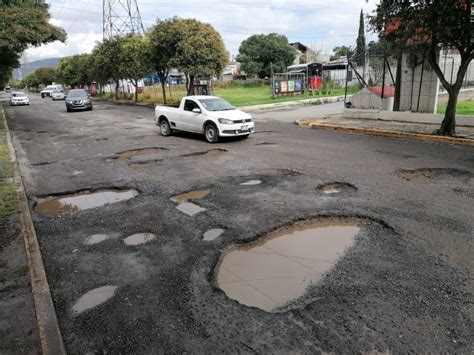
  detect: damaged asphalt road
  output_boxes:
[5,95,474,353]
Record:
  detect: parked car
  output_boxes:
[154,96,254,143]
[65,89,93,112]
[10,91,30,106]
[5,85,11,93]
[40,85,62,98]
[51,89,66,100]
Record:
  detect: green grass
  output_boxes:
[437,99,474,115]
[127,83,361,107]
[0,109,18,218]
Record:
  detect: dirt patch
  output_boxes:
[317,182,358,195]
[397,168,473,182]
[215,218,362,312]
[180,148,227,158]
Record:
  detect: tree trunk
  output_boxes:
[186,74,195,95]
[114,80,119,100]
[393,51,403,111]
[438,88,459,136]
[133,79,138,103]
[161,80,167,104]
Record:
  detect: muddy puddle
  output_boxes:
[318,182,357,195]
[171,190,210,203]
[180,148,227,158]
[73,285,117,314]
[35,189,138,216]
[216,219,360,312]
[109,147,166,161]
[124,233,156,246]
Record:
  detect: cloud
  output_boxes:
[26,0,378,61]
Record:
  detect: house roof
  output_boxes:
[367,86,395,98]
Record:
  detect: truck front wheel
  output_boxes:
[160,118,172,137]
[204,123,219,143]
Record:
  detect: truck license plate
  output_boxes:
[241,125,248,130]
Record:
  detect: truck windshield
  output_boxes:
[199,98,234,111]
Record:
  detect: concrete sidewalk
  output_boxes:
[297,115,474,146]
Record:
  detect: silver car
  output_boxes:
[10,92,30,106]
[51,89,66,100]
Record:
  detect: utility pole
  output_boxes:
[103,0,145,39]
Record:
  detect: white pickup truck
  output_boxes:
[154,96,254,143]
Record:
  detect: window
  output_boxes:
[184,100,200,112]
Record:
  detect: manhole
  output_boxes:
[72,285,117,314]
[215,219,360,312]
[84,234,110,245]
[317,182,357,195]
[397,168,473,182]
[123,233,156,246]
[239,180,262,186]
[171,190,210,203]
[35,189,138,216]
[180,148,227,158]
[203,229,224,241]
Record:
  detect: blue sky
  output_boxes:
[25,0,378,62]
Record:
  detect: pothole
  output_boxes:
[397,168,473,182]
[239,180,262,186]
[180,148,227,158]
[123,233,156,246]
[107,147,166,162]
[171,190,210,203]
[203,229,224,241]
[176,202,207,216]
[84,234,110,245]
[317,182,358,195]
[215,219,361,312]
[35,188,139,216]
[255,141,277,146]
[72,285,117,314]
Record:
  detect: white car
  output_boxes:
[51,89,66,100]
[40,85,62,98]
[10,92,30,106]
[154,96,254,143]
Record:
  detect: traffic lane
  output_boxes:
[252,101,344,122]
[6,97,474,353]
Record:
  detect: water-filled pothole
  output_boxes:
[108,147,166,162]
[180,148,227,158]
[216,219,361,312]
[317,182,357,195]
[171,190,210,203]
[240,180,262,186]
[397,168,473,182]
[72,285,117,314]
[35,189,138,216]
[84,234,110,245]
[123,233,156,246]
[203,229,224,241]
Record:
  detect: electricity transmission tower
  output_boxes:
[103,0,145,38]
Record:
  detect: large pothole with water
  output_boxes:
[397,168,473,182]
[34,188,139,216]
[215,218,363,312]
[317,182,358,195]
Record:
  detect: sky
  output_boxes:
[24,0,379,63]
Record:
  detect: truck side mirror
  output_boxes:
[192,108,201,114]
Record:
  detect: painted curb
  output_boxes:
[296,119,474,146]
[2,106,66,355]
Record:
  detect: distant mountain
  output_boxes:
[12,57,61,80]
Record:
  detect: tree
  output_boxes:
[369,0,473,136]
[148,17,183,104]
[90,37,124,99]
[20,71,40,90]
[355,9,366,66]
[0,1,66,86]
[174,19,228,95]
[330,46,351,61]
[57,54,93,88]
[34,67,57,86]
[237,33,295,79]
[119,35,153,102]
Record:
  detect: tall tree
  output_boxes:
[173,19,228,95]
[57,54,93,88]
[355,9,366,66]
[369,0,473,136]
[120,35,153,102]
[330,46,351,61]
[0,0,66,87]
[148,18,183,104]
[34,67,57,86]
[237,33,295,79]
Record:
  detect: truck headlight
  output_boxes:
[218,118,233,125]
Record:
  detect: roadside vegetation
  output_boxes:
[438,99,474,116]
[0,109,17,219]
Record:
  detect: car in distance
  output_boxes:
[40,85,62,98]
[5,85,11,93]
[154,96,254,143]
[65,89,93,112]
[10,91,30,106]
[51,89,66,100]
